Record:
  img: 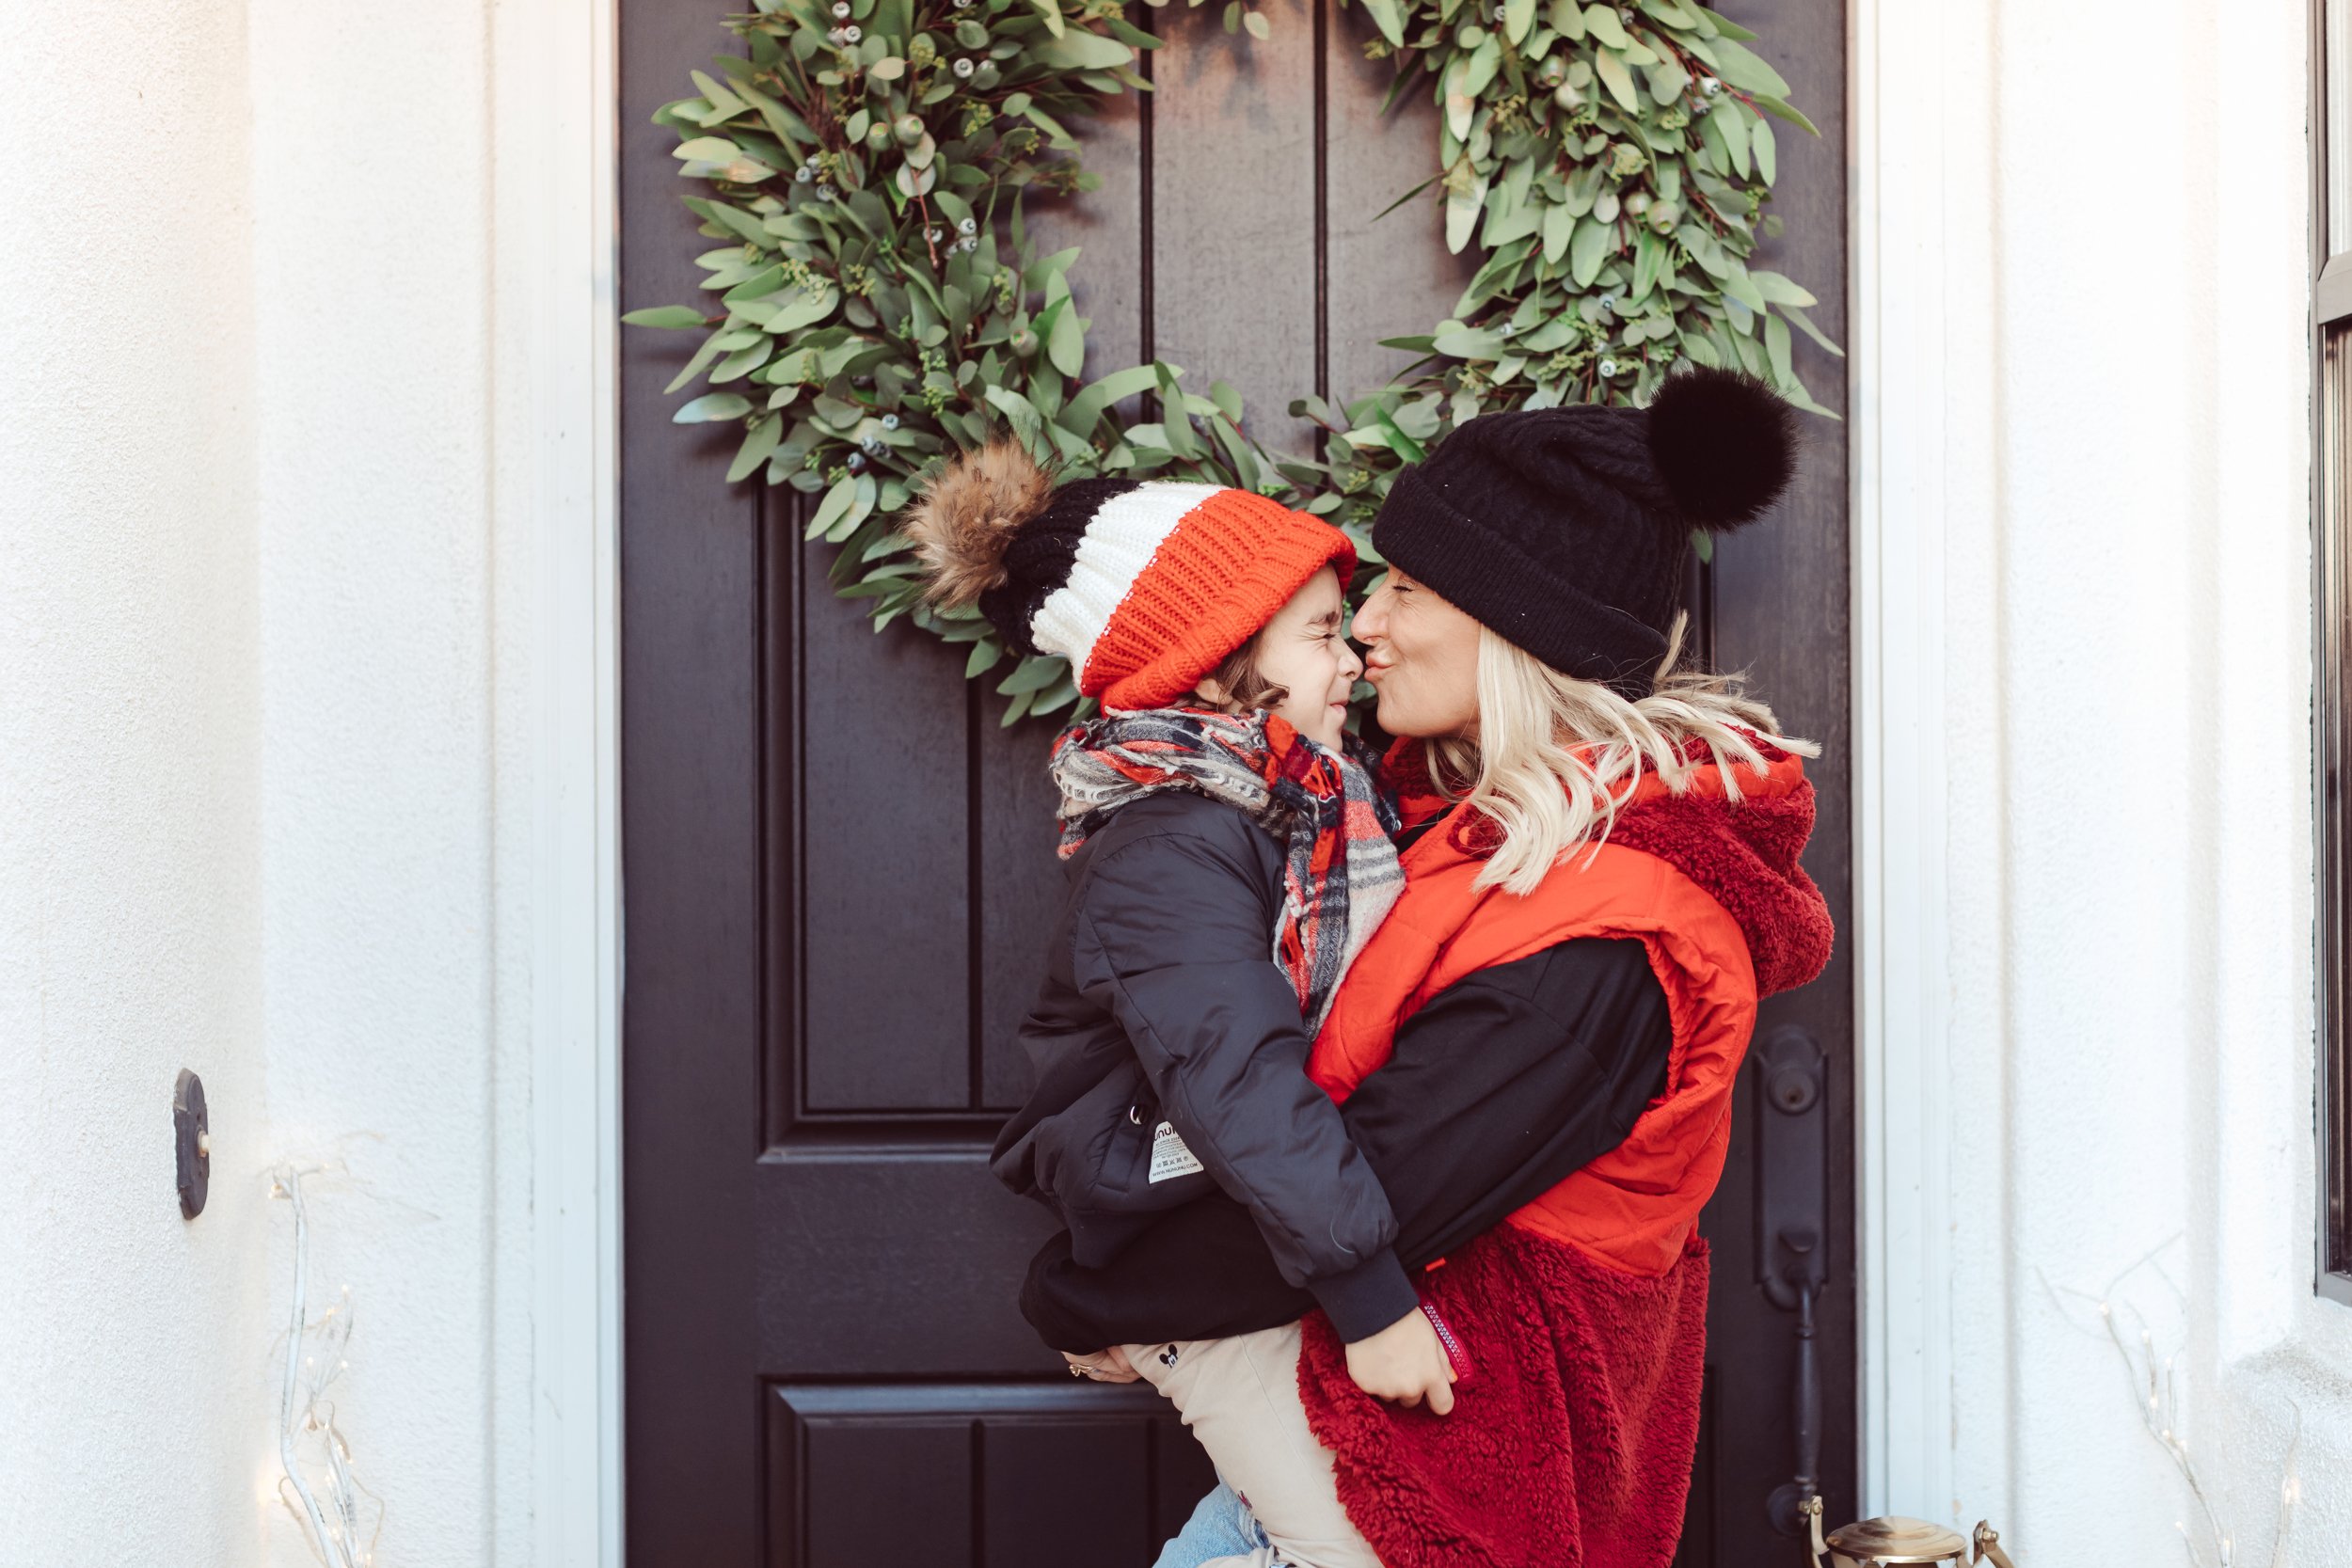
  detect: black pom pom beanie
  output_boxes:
[1370,366,1799,696]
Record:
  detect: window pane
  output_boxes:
[2324,325,2352,1280]
[2333,0,2352,253]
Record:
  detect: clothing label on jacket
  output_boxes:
[1149,1121,1204,1182]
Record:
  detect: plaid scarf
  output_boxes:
[1050,707,1405,1035]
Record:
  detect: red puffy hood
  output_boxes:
[1382,739,1834,998]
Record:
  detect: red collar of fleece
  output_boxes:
[1379,737,1833,998]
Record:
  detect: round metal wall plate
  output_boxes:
[173,1069,209,1220]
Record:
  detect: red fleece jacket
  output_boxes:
[1295,746,1833,1568]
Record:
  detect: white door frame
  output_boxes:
[506,0,625,1560]
[1849,0,1961,1522]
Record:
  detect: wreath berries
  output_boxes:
[628,0,1835,724]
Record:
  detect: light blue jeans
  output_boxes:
[1152,1481,1267,1568]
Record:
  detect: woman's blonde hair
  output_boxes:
[1421,613,1818,895]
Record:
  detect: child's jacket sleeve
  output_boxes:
[1018,936,1674,1354]
[1068,811,1419,1343]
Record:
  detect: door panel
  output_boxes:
[770,1385,1214,1566]
[622,0,1851,1561]
[796,561,973,1113]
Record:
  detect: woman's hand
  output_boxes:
[1063,1345,1141,1383]
[1343,1307,1456,1414]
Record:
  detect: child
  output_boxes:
[909,443,1458,1568]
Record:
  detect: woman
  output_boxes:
[1033,367,1836,1568]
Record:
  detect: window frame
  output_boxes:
[2312,0,2352,1307]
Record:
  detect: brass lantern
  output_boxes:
[1804,1497,2019,1568]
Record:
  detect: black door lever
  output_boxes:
[1754,1026,1829,1538]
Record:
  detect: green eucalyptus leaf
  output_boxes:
[1023,103,1079,149]
[1360,0,1408,44]
[1038,28,1134,68]
[1706,36,1789,96]
[623,304,709,329]
[1445,168,1489,254]
[675,392,755,423]
[1444,57,1475,141]
[827,473,879,541]
[1062,363,1161,429]
[1045,300,1087,377]
[1695,5,1757,39]
[727,418,783,482]
[1778,303,1844,357]
[1752,93,1818,136]
[805,475,860,540]
[764,281,842,333]
[1582,3,1629,46]
[1463,36,1502,97]
[1633,227,1664,299]
[662,329,733,395]
[1715,102,1751,178]
[984,384,1045,445]
[1541,199,1576,263]
[1372,405,1428,464]
[1748,269,1814,307]
[1569,214,1613,286]
[998,654,1068,695]
[1764,309,1794,388]
[1432,325,1507,360]
[1593,48,1641,112]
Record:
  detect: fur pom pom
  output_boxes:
[1645,367,1798,528]
[906,440,1057,608]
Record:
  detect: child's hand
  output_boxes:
[1063,1346,1141,1383]
[1343,1307,1457,1414]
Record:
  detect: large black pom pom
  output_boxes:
[1645,366,1798,528]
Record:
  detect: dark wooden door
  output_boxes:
[619,0,1851,1561]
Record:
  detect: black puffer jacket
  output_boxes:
[991,791,1419,1342]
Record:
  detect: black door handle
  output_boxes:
[1754,1026,1828,1538]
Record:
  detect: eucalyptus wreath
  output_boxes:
[628,0,1835,723]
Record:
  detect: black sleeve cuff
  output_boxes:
[1307,1247,1421,1343]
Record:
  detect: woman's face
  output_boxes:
[1350,569,1483,740]
[1234,567,1361,750]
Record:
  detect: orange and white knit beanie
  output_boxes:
[907,443,1357,711]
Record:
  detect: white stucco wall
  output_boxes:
[244,3,526,1561]
[1909,0,2352,1559]
[0,4,273,1564]
[0,1,561,1562]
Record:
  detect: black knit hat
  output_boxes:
[1371,367,1798,696]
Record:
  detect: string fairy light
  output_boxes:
[2092,1291,2297,1568]
[272,1163,383,1568]
[2051,1257,2296,1568]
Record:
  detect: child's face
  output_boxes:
[1251,567,1361,750]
